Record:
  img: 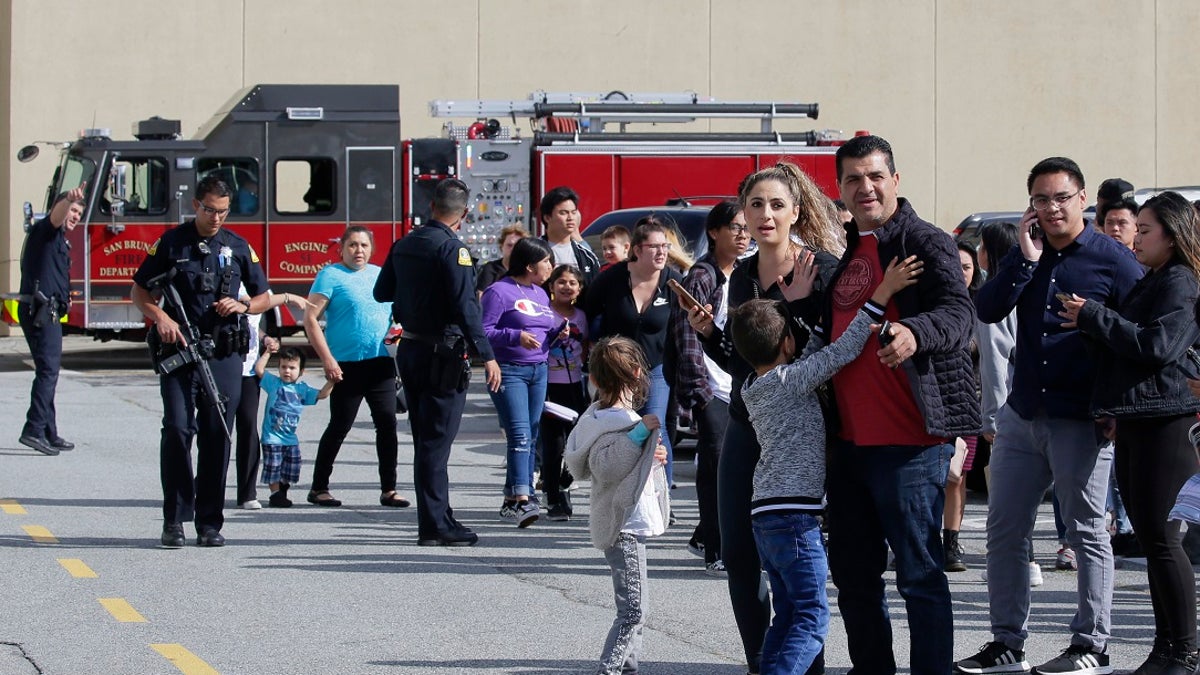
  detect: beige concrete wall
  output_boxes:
[5,0,1200,302]
[1,1,12,335]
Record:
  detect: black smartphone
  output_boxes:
[544,318,570,350]
[878,319,895,349]
[1029,222,1043,240]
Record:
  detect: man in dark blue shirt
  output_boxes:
[959,158,1143,675]
[17,184,86,456]
[375,178,500,547]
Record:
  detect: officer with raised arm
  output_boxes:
[131,176,269,548]
[17,183,86,456]
[374,178,501,547]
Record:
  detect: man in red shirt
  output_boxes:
[819,135,980,675]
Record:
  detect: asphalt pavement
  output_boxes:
[0,336,1181,674]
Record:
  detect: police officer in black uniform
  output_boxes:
[374,178,501,546]
[131,176,268,548]
[17,183,86,456]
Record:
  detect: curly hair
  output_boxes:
[738,160,844,256]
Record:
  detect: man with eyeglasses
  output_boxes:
[958,158,1143,675]
[132,176,269,549]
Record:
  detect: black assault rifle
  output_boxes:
[145,268,232,443]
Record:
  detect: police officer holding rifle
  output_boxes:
[131,176,268,548]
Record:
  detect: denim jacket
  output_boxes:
[1076,260,1200,418]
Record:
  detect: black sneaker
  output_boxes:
[514,500,539,528]
[545,504,570,521]
[956,641,1030,674]
[1033,645,1111,675]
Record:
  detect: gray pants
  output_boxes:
[600,532,646,675]
[986,406,1114,652]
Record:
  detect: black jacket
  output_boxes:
[1077,260,1200,418]
[702,247,840,424]
[543,236,602,286]
[819,199,981,438]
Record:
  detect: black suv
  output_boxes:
[581,204,716,262]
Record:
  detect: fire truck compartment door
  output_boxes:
[346,147,395,228]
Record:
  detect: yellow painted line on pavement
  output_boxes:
[0,499,26,514]
[58,558,97,578]
[150,644,220,675]
[98,598,147,623]
[22,525,57,543]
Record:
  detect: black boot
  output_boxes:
[1161,645,1199,675]
[944,528,967,572]
[1132,638,1172,675]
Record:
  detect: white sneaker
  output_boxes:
[979,562,1043,587]
[241,500,262,510]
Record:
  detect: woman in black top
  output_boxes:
[687,161,843,675]
[1062,191,1200,673]
[583,217,683,485]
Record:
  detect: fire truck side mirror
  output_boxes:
[110,164,127,202]
[17,145,39,163]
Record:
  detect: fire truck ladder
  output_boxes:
[430,90,830,145]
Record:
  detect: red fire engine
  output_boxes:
[5,85,848,339]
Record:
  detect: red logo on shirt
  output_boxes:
[833,256,875,310]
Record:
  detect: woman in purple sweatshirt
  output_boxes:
[481,237,566,528]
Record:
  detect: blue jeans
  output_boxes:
[489,362,547,498]
[753,512,829,675]
[640,364,674,485]
[826,440,954,675]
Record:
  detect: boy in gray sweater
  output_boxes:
[729,254,920,674]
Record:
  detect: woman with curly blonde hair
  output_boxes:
[687,160,842,674]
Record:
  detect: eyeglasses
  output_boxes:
[196,203,231,217]
[640,243,672,252]
[727,224,749,235]
[1030,190,1080,212]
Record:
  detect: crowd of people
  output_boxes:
[15,134,1200,675]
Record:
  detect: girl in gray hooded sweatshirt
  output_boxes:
[564,336,669,675]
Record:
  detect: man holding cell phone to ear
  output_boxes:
[960,158,1144,675]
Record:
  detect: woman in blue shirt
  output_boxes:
[304,226,410,508]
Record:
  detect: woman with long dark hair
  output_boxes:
[1061,191,1200,673]
[583,217,684,486]
[942,242,982,571]
[670,200,751,574]
[481,237,563,528]
[687,161,843,675]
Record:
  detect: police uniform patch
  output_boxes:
[249,246,260,264]
[148,239,159,256]
[457,248,472,266]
